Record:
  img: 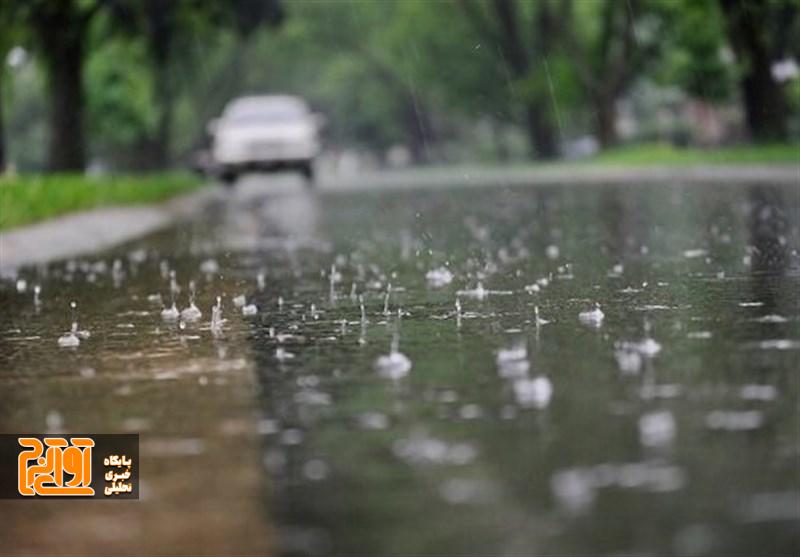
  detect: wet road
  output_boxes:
[1,174,799,556]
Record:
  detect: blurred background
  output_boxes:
[1,0,798,176]
[1,4,799,555]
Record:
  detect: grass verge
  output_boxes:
[588,142,799,165]
[0,172,204,230]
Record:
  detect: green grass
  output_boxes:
[1,143,797,230]
[0,172,205,230]
[588,142,799,165]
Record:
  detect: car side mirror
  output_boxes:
[207,118,220,136]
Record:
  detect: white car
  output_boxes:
[209,95,322,184]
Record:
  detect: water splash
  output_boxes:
[57,301,86,347]
[534,306,550,327]
[382,283,392,316]
[513,376,552,409]
[496,342,527,364]
[359,294,367,323]
[425,267,454,287]
[578,303,604,327]
[329,264,341,301]
[457,282,488,301]
[161,270,180,320]
[275,347,296,361]
[374,333,411,379]
[181,280,202,322]
[211,296,224,332]
[639,411,676,448]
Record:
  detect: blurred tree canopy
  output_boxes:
[2,0,797,172]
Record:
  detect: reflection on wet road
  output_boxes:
[1,174,798,556]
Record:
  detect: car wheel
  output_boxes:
[220,170,238,186]
[300,162,315,185]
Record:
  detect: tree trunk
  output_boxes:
[0,70,6,173]
[38,9,88,172]
[146,0,175,169]
[594,93,618,149]
[402,96,432,164]
[149,61,173,169]
[526,104,558,159]
[488,0,559,160]
[719,0,788,142]
[739,60,788,142]
[46,40,86,171]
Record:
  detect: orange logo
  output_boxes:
[18,437,95,496]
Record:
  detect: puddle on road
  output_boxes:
[1,178,798,556]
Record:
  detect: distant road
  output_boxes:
[320,163,799,192]
[2,163,797,272]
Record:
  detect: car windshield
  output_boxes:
[224,101,306,124]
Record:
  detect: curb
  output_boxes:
[0,186,220,274]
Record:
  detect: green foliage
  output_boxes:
[2,0,796,170]
[86,37,156,154]
[659,0,733,101]
[588,142,800,165]
[4,61,47,170]
[0,172,201,229]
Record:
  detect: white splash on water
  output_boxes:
[57,301,86,347]
[180,280,202,322]
[753,314,788,323]
[513,376,552,409]
[374,335,411,379]
[739,384,777,401]
[614,347,643,374]
[275,347,296,361]
[579,303,605,327]
[534,306,550,327]
[161,270,180,320]
[683,248,708,259]
[426,267,454,287]
[706,410,764,431]
[161,303,180,320]
[638,411,676,447]
[496,343,527,364]
[210,296,224,332]
[458,282,488,300]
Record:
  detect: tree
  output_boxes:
[718,0,797,142]
[13,0,283,172]
[137,0,283,168]
[18,0,106,171]
[0,64,5,172]
[559,0,665,148]
[0,4,18,172]
[140,0,178,169]
[664,0,733,103]
[458,0,559,159]
[261,1,440,163]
